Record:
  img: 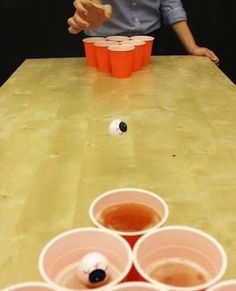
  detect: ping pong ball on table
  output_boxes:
[76,252,110,287]
[109,119,128,136]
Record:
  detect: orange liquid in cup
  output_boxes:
[148,258,210,288]
[97,203,162,232]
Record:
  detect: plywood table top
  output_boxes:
[0,56,236,287]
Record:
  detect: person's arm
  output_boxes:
[67,0,112,34]
[172,20,219,64]
[160,0,219,64]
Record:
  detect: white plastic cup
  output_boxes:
[107,281,167,290]
[89,188,169,248]
[133,226,228,291]
[39,227,133,291]
[2,282,54,291]
[207,280,236,291]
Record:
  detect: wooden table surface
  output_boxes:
[0,56,236,288]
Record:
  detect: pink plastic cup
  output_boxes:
[130,36,154,66]
[108,281,167,291]
[95,41,118,73]
[121,40,145,71]
[2,282,54,291]
[108,45,135,78]
[106,36,130,42]
[89,188,169,249]
[133,226,228,291]
[207,280,236,291]
[82,37,106,67]
[39,227,133,291]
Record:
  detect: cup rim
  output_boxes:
[109,281,167,290]
[38,227,133,291]
[133,225,228,291]
[94,40,118,47]
[207,279,236,290]
[120,40,146,46]
[89,187,169,236]
[108,44,135,52]
[106,36,130,41]
[2,282,53,291]
[82,37,106,43]
[130,35,154,41]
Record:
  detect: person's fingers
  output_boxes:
[194,47,219,65]
[73,0,89,16]
[81,5,108,28]
[202,49,219,64]
[208,50,219,64]
[70,0,111,32]
[104,4,112,19]
[67,15,89,31]
[73,13,89,28]
[68,26,81,34]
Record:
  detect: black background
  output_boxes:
[0,0,235,86]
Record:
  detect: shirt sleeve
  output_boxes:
[160,0,187,25]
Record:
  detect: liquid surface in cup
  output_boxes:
[55,261,120,289]
[148,258,210,287]
[97,203,161,232]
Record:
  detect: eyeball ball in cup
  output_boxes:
[76,252,110,288]
[109,119,127,136]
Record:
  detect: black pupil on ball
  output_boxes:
[119,122,127,132]
[89,269,106,283]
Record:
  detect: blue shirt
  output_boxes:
[86,0,187,36]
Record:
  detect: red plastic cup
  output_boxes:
[95,40,118,73]
[130,36,154,66]
[133,226,228,291]
[207,280,236,291]
[39,227,133,291]
[2,282,54,291]
[82,37,106,67]
[111,281,167,291]
[121,40,145,71]
[106,36,130,42]
[108,45,135,78]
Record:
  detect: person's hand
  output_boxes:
[68,0,112,34]
[190,46,219,65]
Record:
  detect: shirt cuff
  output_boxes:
[164,7,187,25]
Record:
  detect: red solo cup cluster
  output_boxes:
[82,35,155,79]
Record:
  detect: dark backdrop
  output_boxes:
[0,0,235,86]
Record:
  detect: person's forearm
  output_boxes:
[172,20,198,54]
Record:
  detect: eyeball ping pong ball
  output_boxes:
[109,119,127,136]
[76,252,110,287]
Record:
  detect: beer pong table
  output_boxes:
[0,56,236,288]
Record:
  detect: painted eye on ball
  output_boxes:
[109,119,128,136]
[76,252,110,287]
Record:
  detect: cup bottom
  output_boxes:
[146,258,210,288]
